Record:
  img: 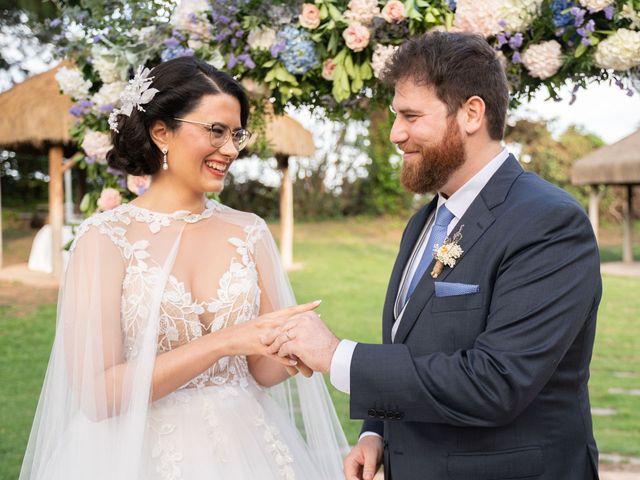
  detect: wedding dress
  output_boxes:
[20,199,348,480]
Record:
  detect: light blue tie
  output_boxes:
[405,205,455,302]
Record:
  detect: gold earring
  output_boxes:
[162,147,168,170]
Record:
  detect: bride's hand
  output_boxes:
[283,356,314,378]
[224,301,321,366]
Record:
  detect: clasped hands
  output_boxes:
[260,300,340,377]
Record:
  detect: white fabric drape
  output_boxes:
[20,200,348,479]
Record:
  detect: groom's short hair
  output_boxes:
[381,31,509,140]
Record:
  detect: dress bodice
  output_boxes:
[71,199,268,389]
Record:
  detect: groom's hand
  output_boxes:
[263,311,340,373]
[344,435,384,480]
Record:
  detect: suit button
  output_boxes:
[376,410,386,419]
[367,408,376,418]
[385,411,395,420]
[394,412,404,420]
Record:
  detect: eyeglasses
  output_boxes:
[173,118,252,151]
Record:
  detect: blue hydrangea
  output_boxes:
[278,26,319,75]
[551,0,575,28]
[161,45,194,62]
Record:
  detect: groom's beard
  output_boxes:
[399,117,466,194]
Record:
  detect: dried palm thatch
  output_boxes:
[263,112,315,157]
[248,101,316,158]
[0,61,75,151]
[571,129,640,185]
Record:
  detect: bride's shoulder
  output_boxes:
[70,206,131,253]
[212,201,268,230]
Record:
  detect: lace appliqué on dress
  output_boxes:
[186,220,266,389]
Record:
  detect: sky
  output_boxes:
[512,80,640,144]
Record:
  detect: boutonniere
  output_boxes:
[431,225,464,279]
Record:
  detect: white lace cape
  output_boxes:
[19,200,348,479]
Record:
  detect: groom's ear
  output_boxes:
[460,95,486,136]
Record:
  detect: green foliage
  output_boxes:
[358,106,412,216]
[0,151,49,209]
[505,119,609,212]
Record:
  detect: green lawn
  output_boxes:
[1,217,639,478]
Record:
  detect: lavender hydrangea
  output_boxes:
[277,26,319,75]
[603,5,614,20]
[69,100,94,118]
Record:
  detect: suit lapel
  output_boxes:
[392,155,524,344]
[382,197,438,344]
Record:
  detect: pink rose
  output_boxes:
[97,188,122,211]
[343,23,371,52]
[381,0,406,23]
[322,58,338,81]
[299,3,321,29]
[127,175,151,196]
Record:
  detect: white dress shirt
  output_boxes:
[330,148,510,399]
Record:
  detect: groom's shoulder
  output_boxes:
[509,170,582,211]
[500,171,590,233]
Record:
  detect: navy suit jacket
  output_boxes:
[350,156,601,480]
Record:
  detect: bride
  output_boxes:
[19,56,348,480]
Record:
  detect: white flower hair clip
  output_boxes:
[108,66,159,132]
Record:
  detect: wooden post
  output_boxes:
[588,185,603,243]
[49,146,64,280]
[622,184,634,263]
[0,168,3,270]
[277,154,293,270]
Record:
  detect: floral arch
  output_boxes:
[51,0,640,213]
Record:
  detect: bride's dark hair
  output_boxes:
[107,56,250,176]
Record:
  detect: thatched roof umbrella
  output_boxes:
[256,109,315,269]
[0,61,76,277]
[571,129,640,263]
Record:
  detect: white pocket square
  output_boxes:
[434,282,480,297]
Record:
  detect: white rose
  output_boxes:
[344,0,380,26]
[322,58,338,81]
[127,175,151,196]
[65,22,85,42]
[97,188,122,211]
[371,44,398,79]
[54,66,92,100]
[521,40,563,79]
[495,50,508,70]
[299,3,321,29]
[207,49,226,69]
[82,130,112,165]
[172,0,212,38]
[579,0,614,12]
[130,26,156,44]
[343,23,371,52]
[247,27,277,51]
[594,29,640,71]
[91,81,127,111]
[381,1,406,23]
[453,0,543,37]
[500,0,544,32]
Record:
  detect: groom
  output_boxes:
[266,32,601,480]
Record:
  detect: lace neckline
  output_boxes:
[121,199,221,223]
